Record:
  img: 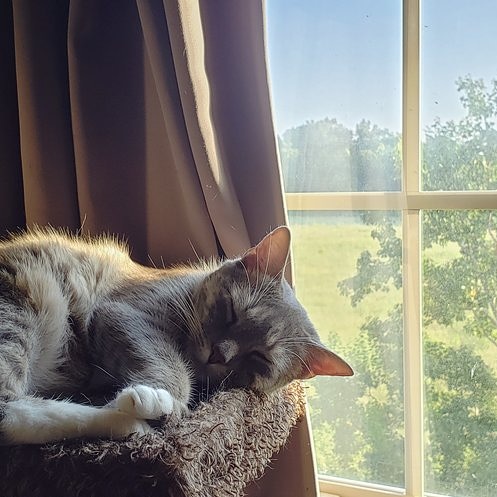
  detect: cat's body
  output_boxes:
[0,226,352,445]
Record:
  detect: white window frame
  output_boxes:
[282,1,497,496]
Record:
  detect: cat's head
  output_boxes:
[190,226,353,395]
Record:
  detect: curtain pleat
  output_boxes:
[0,1,25,232]
[11,0,79,229]
[135,0,221,262]
[67,0,149,252]
[162,0,252,257]
[198,2,289,246]
[0,1,318,495]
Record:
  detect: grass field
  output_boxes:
[289,222,497,372]
[290,222,400,344]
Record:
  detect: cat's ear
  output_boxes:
[241,226,291,280]
[298,343,354,379]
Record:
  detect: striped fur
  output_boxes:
[0,227,351,444]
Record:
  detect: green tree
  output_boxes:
[278,118,400,192]
[351,120,401,191]
[278,76,497,495]
[423,77,497,348]
[336,76,497,496]
[424,341,497,496]
[279,118,352,192]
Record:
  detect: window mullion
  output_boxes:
[403,0,420,193]
[402,209,423,497]
[403,0,423,497]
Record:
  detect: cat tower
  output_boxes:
[0,382,305,497]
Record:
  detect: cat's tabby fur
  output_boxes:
[0,226,352,445]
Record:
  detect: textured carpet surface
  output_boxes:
[0,382,305,497]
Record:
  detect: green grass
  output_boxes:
[290,223,401,344]
[290,222,497,371]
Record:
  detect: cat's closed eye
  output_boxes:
[247,351,270,365]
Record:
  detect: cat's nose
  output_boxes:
[208,344,226,365]
[207,340,239,365]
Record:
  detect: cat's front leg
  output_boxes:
[113,385,189,421]
[0,397,153,445]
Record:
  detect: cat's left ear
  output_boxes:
[241,226,291,280]
[298,343,354,379]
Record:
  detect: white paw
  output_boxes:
[105,411,153,439]
[114,385,174,420]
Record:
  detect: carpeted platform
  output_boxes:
[0,382,305,497]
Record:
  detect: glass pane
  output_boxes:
[422,210,497,497]
[289,210,404,487]
[266,1,402,192]
[421,1,497,191]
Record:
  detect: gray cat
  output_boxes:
[0,226,352,445]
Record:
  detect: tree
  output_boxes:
[279,118,354,192]
[336,76,497,495]
[278,118,400,193]
[423,77,497,348]
[351,120,401,192]
[424,341,497,496]
[278,76,497,495]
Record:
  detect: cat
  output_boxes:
[0,226,352,445]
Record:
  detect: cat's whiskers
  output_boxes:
[170,293,205,345]
[250,236,275,306]
[238,256,277,309]
[147,254,157,269]
[240,260,253,295]
[232,280,256,311]
[254,256,266,303]
[218,370,234,391]
[198,376,210,403]
[277,338,315,346]
[167,303,191,335]
[285,349,313,376]
[91,363,118,381]
[263,233,273,279]
[187,239,202,264]
[184,296,204,342]
[240,256,268,307]
[164,314,189,336]
[79,392,92,405]
[236,281,251,309]
[247,276,276,308]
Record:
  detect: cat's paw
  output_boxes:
[105,410,153,439]
[114,385,174,420]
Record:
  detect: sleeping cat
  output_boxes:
[0,226,352,445]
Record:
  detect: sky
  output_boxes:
[266,0,497,135]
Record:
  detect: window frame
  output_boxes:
[278,1,497,496]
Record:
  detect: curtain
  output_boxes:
[0,1,318,495]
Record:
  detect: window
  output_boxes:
[266,1,497,497]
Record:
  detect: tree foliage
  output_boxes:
[279,76,497,496]
[279,118,400,192]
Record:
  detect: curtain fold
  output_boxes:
[11,0,80,229]
[0,1,317,495]
[0,1,25,232]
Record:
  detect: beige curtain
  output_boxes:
[1,0,318,495]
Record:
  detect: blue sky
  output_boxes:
[266,0,497,135]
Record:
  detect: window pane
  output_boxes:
[266,1,402,192]
[421,0,497,191]
[289,210,404,487]
[422,210,497,497]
